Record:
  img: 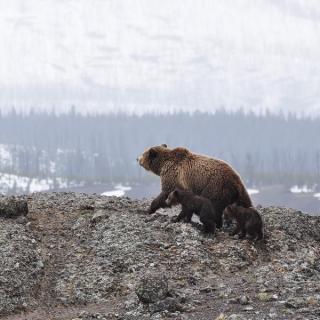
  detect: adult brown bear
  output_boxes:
[137,144,252,228]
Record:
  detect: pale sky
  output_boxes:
[0,0,320,115]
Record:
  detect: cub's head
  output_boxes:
[222,203,237,225]
[137,144,168,175]
[165,189,180,207]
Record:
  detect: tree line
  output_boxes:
[0,108,319,189]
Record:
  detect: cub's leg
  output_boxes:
[171,207,190,223]
[238,223,247,239]
[256,228,264,240]
[183,208,193,223]
[246,222,258,240]
[199,209,216,234]
[229,224,241,236]
[200,186,223,228]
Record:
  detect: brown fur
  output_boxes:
[166,189,216,233]
[137,144,252,228]
[223,203,264,240]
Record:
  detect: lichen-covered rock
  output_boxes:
[0,196,28,218]
[136,274,169,304]
[0,218,42,316]
[0,193,319,320]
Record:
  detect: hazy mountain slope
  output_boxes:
[0,0,320,115]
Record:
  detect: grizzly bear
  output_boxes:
[137,144,252,228]
[223,203,263,240]
[165,189,216,233]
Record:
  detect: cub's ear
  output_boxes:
[149,148,157,159]
[173,189,179,197]
[161,144,167,148]
[224,205,231,213]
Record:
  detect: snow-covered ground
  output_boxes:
[102,186,260,198]
[290,185,314,193]
[0,144,12,167]
[0,172,83,195]
[101,184,132,197]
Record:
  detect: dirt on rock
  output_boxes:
[0,192,319,320]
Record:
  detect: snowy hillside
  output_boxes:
[0,144,12,168]
[0,143,85,194]
[0,172,83,194]
[0,0,320,115]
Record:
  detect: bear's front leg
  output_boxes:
[148,191,169,214]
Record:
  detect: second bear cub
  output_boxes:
[165,189,216,234]
[223,203,264,240]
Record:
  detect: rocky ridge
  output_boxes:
[0,192,319,320]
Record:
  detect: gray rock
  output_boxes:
[0,217,42,314]
[239,295,250,305]
[136,274,169,304]
[227,314,246,320]
[91,209,109,223]
[285,297,306,309]
[0,197,28,218]
[0,193,319,319]
[149,297,183,314]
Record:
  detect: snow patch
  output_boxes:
[314,193,320,200]
[248,188,259,195]
[0,172,83,194]
[290,185,314,193]
[0,144,12,167]
[101,184,131,197]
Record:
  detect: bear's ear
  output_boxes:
[149,148,157,159]
[161,144,167,148]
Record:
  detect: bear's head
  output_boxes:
[137,144,168,175]
[165,189,180,206]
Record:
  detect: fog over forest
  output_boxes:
[0,108,319,196]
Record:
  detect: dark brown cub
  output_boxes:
[166,189,216,234]
[223,203,264,240]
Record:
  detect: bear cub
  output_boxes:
[223,203,263,240]
[165,189,216,234]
